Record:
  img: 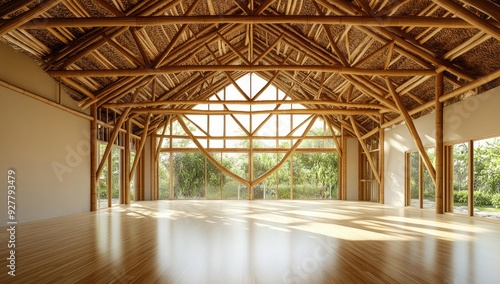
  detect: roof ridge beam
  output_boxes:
[16,15,491,29]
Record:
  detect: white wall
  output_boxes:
[385,86,500,206]
[0,43,90,224]
[346,138,359,200]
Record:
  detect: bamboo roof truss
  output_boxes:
[0,0,498,137]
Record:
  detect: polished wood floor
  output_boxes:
[1,200,500,283]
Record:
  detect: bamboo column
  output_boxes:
[419,156,424,209]
[90,105,98,211]
[107,153,112,207]
[435,72,444,214]
[130,114,151,181]
[445,146,453,212]
[468,140,474,216]
[151,137,157,200]
[124,121,131,204]
[379,115,385,204]
[405,153,410,206]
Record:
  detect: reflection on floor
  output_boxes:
[1,200,499,283]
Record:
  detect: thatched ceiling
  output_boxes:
[1,0,499,137]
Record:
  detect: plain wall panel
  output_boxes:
[0,43,90,224]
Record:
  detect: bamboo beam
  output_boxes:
[468,140,474,217]
[458,0,500,22]
[0,0,35,18]
[439,69,500,102]
[18,15,485,28]
[349,115,381,185]
[124,120,131,204]
[96,108,131,184]
[429,0,500,41]
[386,78,436,185]
[93,0,125,17]
[405,152,410,206]
[382,69,500,130]
[130,108,381,116]
[103,99,387,109]
[312,1,349,66]
[0,79,93,121]
[445,146,453,212]
[419,155,423,208]
[153,0,201,67]
[254,0,274,15]
[0,0,64,36]
[90,105,98,211]
[252,34,285,65]
[129,113,151,182]
[435,72,444,214]
[176,115,251,187]
[47,65,435,77]
[107,152,112,207]
[379,114,385,204]
[252,116,318,186]
[44,0,184,69]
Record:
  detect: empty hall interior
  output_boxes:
[0,0,500,283]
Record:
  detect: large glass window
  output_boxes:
[452,143,469,215]
[473,138,500,218]
[410,137,500,220]
[156,74,340,200]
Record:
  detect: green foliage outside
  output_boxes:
[454,190,500,207]
[409,149,435,201]
[473,138,500,194]
[451,138,500,212]
[98,146,121,204]
[158,125,339,200]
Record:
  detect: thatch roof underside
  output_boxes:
[1,0,499,137]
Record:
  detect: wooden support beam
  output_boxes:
[176,115,251,187]
[405,152,410,206]
[379,114,385,204]
[439,69,500,102]
[458,0,500,22]
[386,77,436,186]
[90,105,98,211]
[419,155,423,208]
[0,0,35,18]
[435,72,444,214]
[107,152,112,207]
[130,108,381,116]
[129,113,151,182]
[382,70,500,130]
[430,0,500,40]
[47,65,435,77]
[103,99,387,109]
[0,0,64,36]
[349,115,381,185]
[468,140,474,217]
[96,108,131,184]
[124,120,131,204]
[0,79,93,121]
[153,0,201,67]
[252,116,318,186]
[18,15,485,28]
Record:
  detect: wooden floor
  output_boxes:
[1,200,500,283]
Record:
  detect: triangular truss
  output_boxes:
[155,73,339,187]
